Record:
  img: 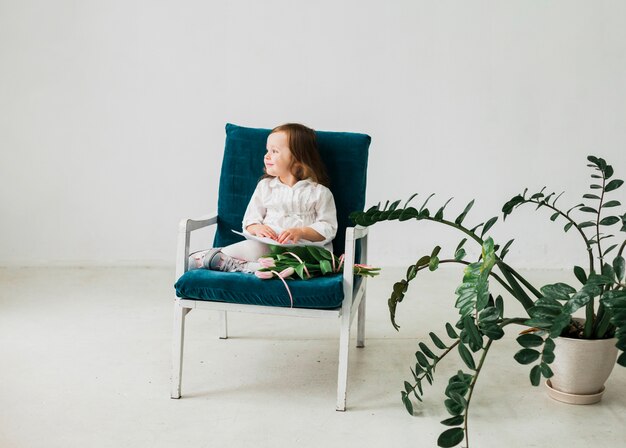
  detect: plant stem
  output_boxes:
[498,262,542,299]
[500,317,529,327]
[618,240,626,258]
[425,217,484,246]
[464,339,494,448]
[435,259,518,298]
[497,263,535,310]
[409,340,461,398]
[526,199,595,273]
[596,171,607,264]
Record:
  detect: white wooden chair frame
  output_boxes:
[171,212,369,411]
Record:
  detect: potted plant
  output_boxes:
[349,155,625,448]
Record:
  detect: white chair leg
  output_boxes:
[336,313,351,411]
[219,311,228,339]
[356,293,366,348]
[171,302,188,399]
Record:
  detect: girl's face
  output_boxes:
[264,131,294,181]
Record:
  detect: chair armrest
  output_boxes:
[176,212,218,279]
[342,225,369,272]
[178,213,218,233]
[351,225,369,241]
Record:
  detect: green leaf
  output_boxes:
[463,316,483,350]
[514,348,541,365]
[540,362,554,378]
[401,391,414,415]
[454,248,466,261]
[319,259,332,275]
[605,165,614,179]
[543,350,556,364]
[406,264,417,281]
[541,283,576,300]
[419,342,438,360]
[563,289,592,314]
[517,334,544,348]
[404,193,419,208]
[550,212,559,221]
[481,217,498,237]
[481,324,504,340]
[437,428,465,448]
[458,343,476,370]
[415,351,430,368]
[605,244,618,256]
[399,207,419,221]
[500,239,515,258]
[435,197,454,220]
[444,398,463,416]
[613,256,625,282]
[583,194,601,200]
[574,266,587,285]
[449,391,467,409]
[440,415,464,427]
[445,380,469,398]
[602,263,616,282]
[605,179,624,192]
[580,206,598,213]
[579,221,595,229]
[419,193,435,213]
[446,322,459,339]
[305,246,325,261]
[530,187,546,200]
[564,222,574,232]
[430,332,448,350]
[388,199,401,211]
[429,256,440,271]
[600,216,620,226]
[294,264,305,279]
[496,295,504,315]
[543,338,555,353]
[455,200,475,225]
[590,184,603,189]
[603,200,621,208]
[529,365,541,386]
[478,306,500,324]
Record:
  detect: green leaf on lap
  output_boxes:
[319,259,332,275]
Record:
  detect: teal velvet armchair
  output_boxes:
[172,123,371,411]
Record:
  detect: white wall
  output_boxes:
[1,0,625,268]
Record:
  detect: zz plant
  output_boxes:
[349,156,626,448]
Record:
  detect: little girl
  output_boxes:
[189,123,338,272]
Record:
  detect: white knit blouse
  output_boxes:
[242,177,338,248]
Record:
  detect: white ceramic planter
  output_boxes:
[546,335,618,404]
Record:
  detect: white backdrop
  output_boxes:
[1,0,625,268]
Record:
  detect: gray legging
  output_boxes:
[189,240,269,271]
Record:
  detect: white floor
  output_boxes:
[0,266,624,448]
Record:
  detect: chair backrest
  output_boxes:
[213,123,370,256]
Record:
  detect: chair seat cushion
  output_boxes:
[175,270,345,309]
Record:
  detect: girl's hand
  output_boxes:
[277,227,305,244]
[246,224,278,240]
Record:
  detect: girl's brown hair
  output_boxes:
[264,123,330,187]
